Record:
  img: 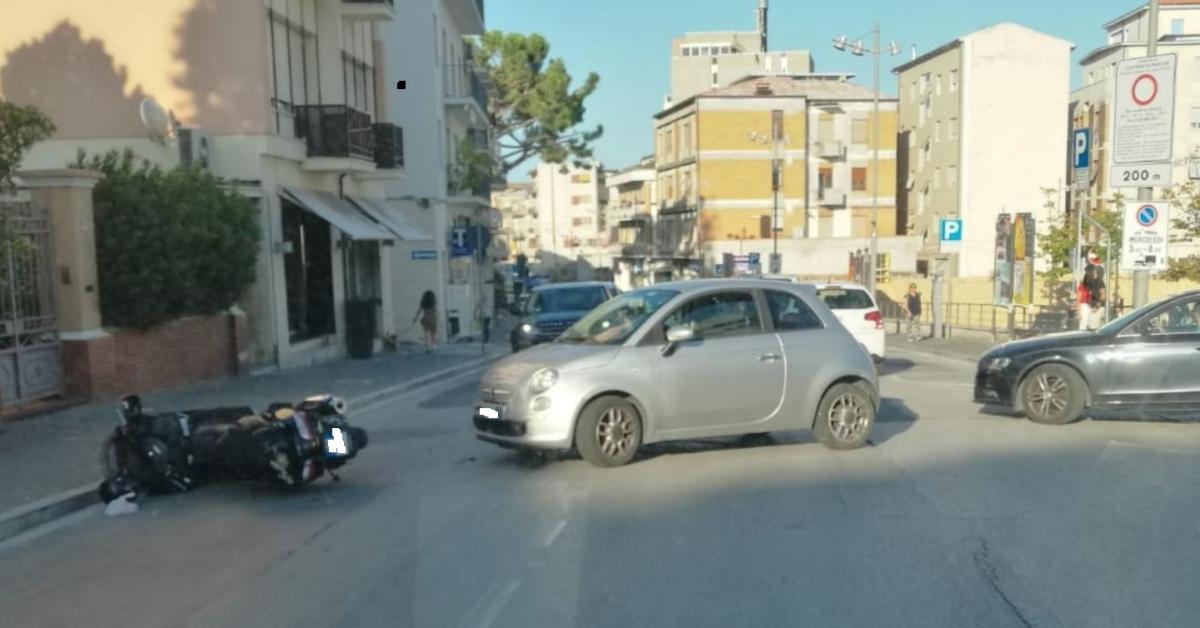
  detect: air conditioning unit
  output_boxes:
[178,127,212,170]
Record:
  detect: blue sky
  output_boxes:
[488,0,1141,177]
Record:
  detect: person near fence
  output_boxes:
[1079,251,1106,331]
[905,283,923,342]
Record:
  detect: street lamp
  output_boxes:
[832,24,901,296]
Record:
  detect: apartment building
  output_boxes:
[895,23,1073,278]
[604,157,659,288]
[666,0,813,107]
[1071,0,1200,259]
[492,183,538,262]
[531,162,606,274]
[653,74,900,278]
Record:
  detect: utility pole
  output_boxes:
[1133,0,1160,308]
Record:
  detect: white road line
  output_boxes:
[541,519,568,547]
[353,367,487,416]
[460,578,522,628]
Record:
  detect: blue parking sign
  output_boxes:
[940,219,963,242]
[1072,129,1091,170]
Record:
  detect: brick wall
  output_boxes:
[108,314,237,394]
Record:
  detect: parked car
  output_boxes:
[477,279,880,467]
[974,291,1200,424]
[808,282,886,363]
[510,281,618,352]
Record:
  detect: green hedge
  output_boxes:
[73,150,261,329]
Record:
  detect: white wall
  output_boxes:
[960,24,1072,278]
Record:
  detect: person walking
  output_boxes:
[905,283,923,342]
[1081,251,1106,331]
[413,290,438,353]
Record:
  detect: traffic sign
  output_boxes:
[939,218,963,253]
[1111,162,1173,188]
[411,250,438,260]
[1072,129,1091,190]
[1122,201,1170,272]
[1113,54,1176,184]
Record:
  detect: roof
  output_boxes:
[893,22,1074,75]
[1103,0,1200,30]
[892,39,963,74]
[655,74,894,119]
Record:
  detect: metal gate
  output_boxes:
[0,201,62,404]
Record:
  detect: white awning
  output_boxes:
[348,196,435,241]
[280,187,393,241]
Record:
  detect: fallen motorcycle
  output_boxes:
[98,394,368,503]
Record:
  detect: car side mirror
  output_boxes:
[666,325,695,344]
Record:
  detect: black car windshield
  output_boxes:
[1095,301,1160,335]
[557,289,678,345]
[529,286,610,314]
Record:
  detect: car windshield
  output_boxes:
[557,289,678,345]
[1095,300,1161,335]
[529,286,610,314]
[816,288,874,310]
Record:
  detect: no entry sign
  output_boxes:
[1113,54,1176,168]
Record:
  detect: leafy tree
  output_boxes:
[474,31,602,175]
[71,149,261,328]
[1039,189,1123,281]
[1162,179,1200,281]
[0,100,55,191]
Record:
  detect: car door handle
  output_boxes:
[757,353,782,362]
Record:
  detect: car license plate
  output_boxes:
[477,405,502,420]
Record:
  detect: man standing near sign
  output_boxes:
[1079,251,1106,330]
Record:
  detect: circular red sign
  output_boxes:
[1132,73,1158,106]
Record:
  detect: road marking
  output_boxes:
[353,366,488,416]
[460,578,522,628]
[541,519,568,547]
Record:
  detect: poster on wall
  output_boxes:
[993,214,1013,306]
[1012,213,1036,306]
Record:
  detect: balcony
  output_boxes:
[818,188,848,207]
[342,0,394,21]
[816,141,846,159]
[445,64,489,122]
[373,123,404,169]
[446,0,485,35]
[294,105,375,171]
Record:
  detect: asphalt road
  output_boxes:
[2,346,1199,628]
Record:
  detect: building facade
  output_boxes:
[895,23,1073,278]
[1,0,492,368]
[492,183,538,262]
[1071,0,1200,260]
[604,157,658,289]
[654,74,900,278]
[666,1,813,108]
[531,162,606,277]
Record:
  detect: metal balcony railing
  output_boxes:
[373,123,404,169]
[445,64,488,114]
[294,105,374,161]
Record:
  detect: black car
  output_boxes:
[510,281,618,352]
[974,291,1200,424]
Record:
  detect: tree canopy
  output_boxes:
[0,100,55,191]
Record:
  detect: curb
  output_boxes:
[0,352,505,545]
[888,342,980,365]
[0,485,96,544]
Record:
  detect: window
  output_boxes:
[342,21,376,117]
[949,117,959,140]
[1172,19,1185,35]
[781,55,789,73]
[571,173,592,183]
[665,128,674,160]
[948,165,958,187]
[819,166,834,190]
[936,74,942,95]
[711,61,719,87]
[1191,106,1200,130]
[771,110,784,140]
[934,167,942,188]
[1138,298,1200,335]
[268,1,319,137]
[920,73,930,93]
[935,120,942,142]
[851,118,867,144]
[682,121,693,155]
[910,81,917,103]
[682,47,692,57]
[950,69,959,92]
[571,195,589,205]
[766,291,822,331]
[819,117,834,142]
[663,292,762,339]
[816,288,874,311]
[851,167,867,191]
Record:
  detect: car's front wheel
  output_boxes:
[575,396,642,467]
[1020,364,1086,425]
[813,383,875,450]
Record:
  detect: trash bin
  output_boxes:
[345,299,378,359]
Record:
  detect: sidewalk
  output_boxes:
[0,333,508,524]
[887,332,999,363]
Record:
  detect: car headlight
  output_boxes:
[521,323,535,334]
[985,357,1011,371]
[527,368,559,395]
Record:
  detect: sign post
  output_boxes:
[1121,201,1170,272]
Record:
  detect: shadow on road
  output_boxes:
[877,358,916,377]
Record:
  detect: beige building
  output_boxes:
[1,0,488,368]
[604,157,659,288]
[666,0,813,108]
[895,23,1073,278]
[1071,0,1200,260]
[492,183,539,262]
[531,162,606,274]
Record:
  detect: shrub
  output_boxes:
[73,149,261,328]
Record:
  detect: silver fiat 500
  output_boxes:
[473,279,879,467]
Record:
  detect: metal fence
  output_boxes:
[0,201,62,404]
[879,298,1076,339]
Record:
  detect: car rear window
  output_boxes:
[816,288,874,310]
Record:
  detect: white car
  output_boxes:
[808,282,886,363]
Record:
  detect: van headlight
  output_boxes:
[527,368,559,394]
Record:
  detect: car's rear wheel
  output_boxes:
[1020,364,1086,425]
[575,396,642,467]
[814,383,875,450]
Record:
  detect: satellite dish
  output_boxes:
[139,98,171,143]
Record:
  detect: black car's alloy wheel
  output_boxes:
[1021,364,1086,425]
